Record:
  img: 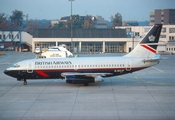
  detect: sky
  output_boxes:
[0,0,175,21]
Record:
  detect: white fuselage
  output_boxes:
[5,56,159,79]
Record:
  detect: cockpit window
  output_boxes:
[14,64,20,68]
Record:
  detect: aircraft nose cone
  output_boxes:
[4,70,9,75]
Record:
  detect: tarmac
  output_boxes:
[0,51,175,120]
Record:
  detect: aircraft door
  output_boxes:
[125,60,131,71]
[27,61,33,73]
[74,64,78,71]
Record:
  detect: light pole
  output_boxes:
[132,31,135,50]
[69,0,74,53]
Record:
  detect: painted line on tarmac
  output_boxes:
[117,76,136,81]
[0,63,13,64]
[151,66,164,73]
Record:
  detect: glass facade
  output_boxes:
[105,42,125,53]
[81,42,103,53]
[34,41,126,53]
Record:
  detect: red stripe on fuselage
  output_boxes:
[36,70,49,77]
[140,44,156,54]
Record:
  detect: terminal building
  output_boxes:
[32,25,175,53]
[1,25,175,54]
[32,28,128,53]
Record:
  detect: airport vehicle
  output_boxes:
[4,24,162,86]
[35,48,41,54]
[40,45,73,58]
[40,51,67,58]
[46,45,73,57]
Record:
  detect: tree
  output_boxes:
[66,14,84,29]
[9,10,24,29]
[0,13,10,30]
[24,20,36,34]
[110,12,122,27]
[72,15,84,28]
[82,15,96,28]
[53,14,84,29]
[53,22,67,29]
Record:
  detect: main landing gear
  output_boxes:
[83,81,89,86]
[23,79,27,85]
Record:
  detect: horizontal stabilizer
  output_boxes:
[142,58,160,62]
[142,54,160,62]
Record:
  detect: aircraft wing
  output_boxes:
[61,72,113,78]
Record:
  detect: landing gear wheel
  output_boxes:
[83,82,89,86]
[23,79,27,85]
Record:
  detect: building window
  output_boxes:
[135,32,140,36]
[3,35,5,39]
[160,35,166,38]
[144,28,151,32]
[0,35,1,39]
[17,34,19,39]
[169,36,175,40]
[150,20,154,23]
[150,15,155,17]
[162,28,166,32]
[169,28,175,33]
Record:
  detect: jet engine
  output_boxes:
[65,75,103,85]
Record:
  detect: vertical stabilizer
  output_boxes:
[124,24,162,58]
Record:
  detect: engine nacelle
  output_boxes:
[65,75,103,84]
[94,76,104,83]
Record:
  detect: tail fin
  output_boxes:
[124,24,162,58]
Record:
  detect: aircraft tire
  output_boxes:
[83,82,89,86]
[23,79,27,85]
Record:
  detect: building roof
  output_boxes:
[33,29,127,38]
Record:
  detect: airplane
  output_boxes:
[4,24,162,86]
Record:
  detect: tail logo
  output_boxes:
[149,35,155,42]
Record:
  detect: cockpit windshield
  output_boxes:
[13,64,20,68]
